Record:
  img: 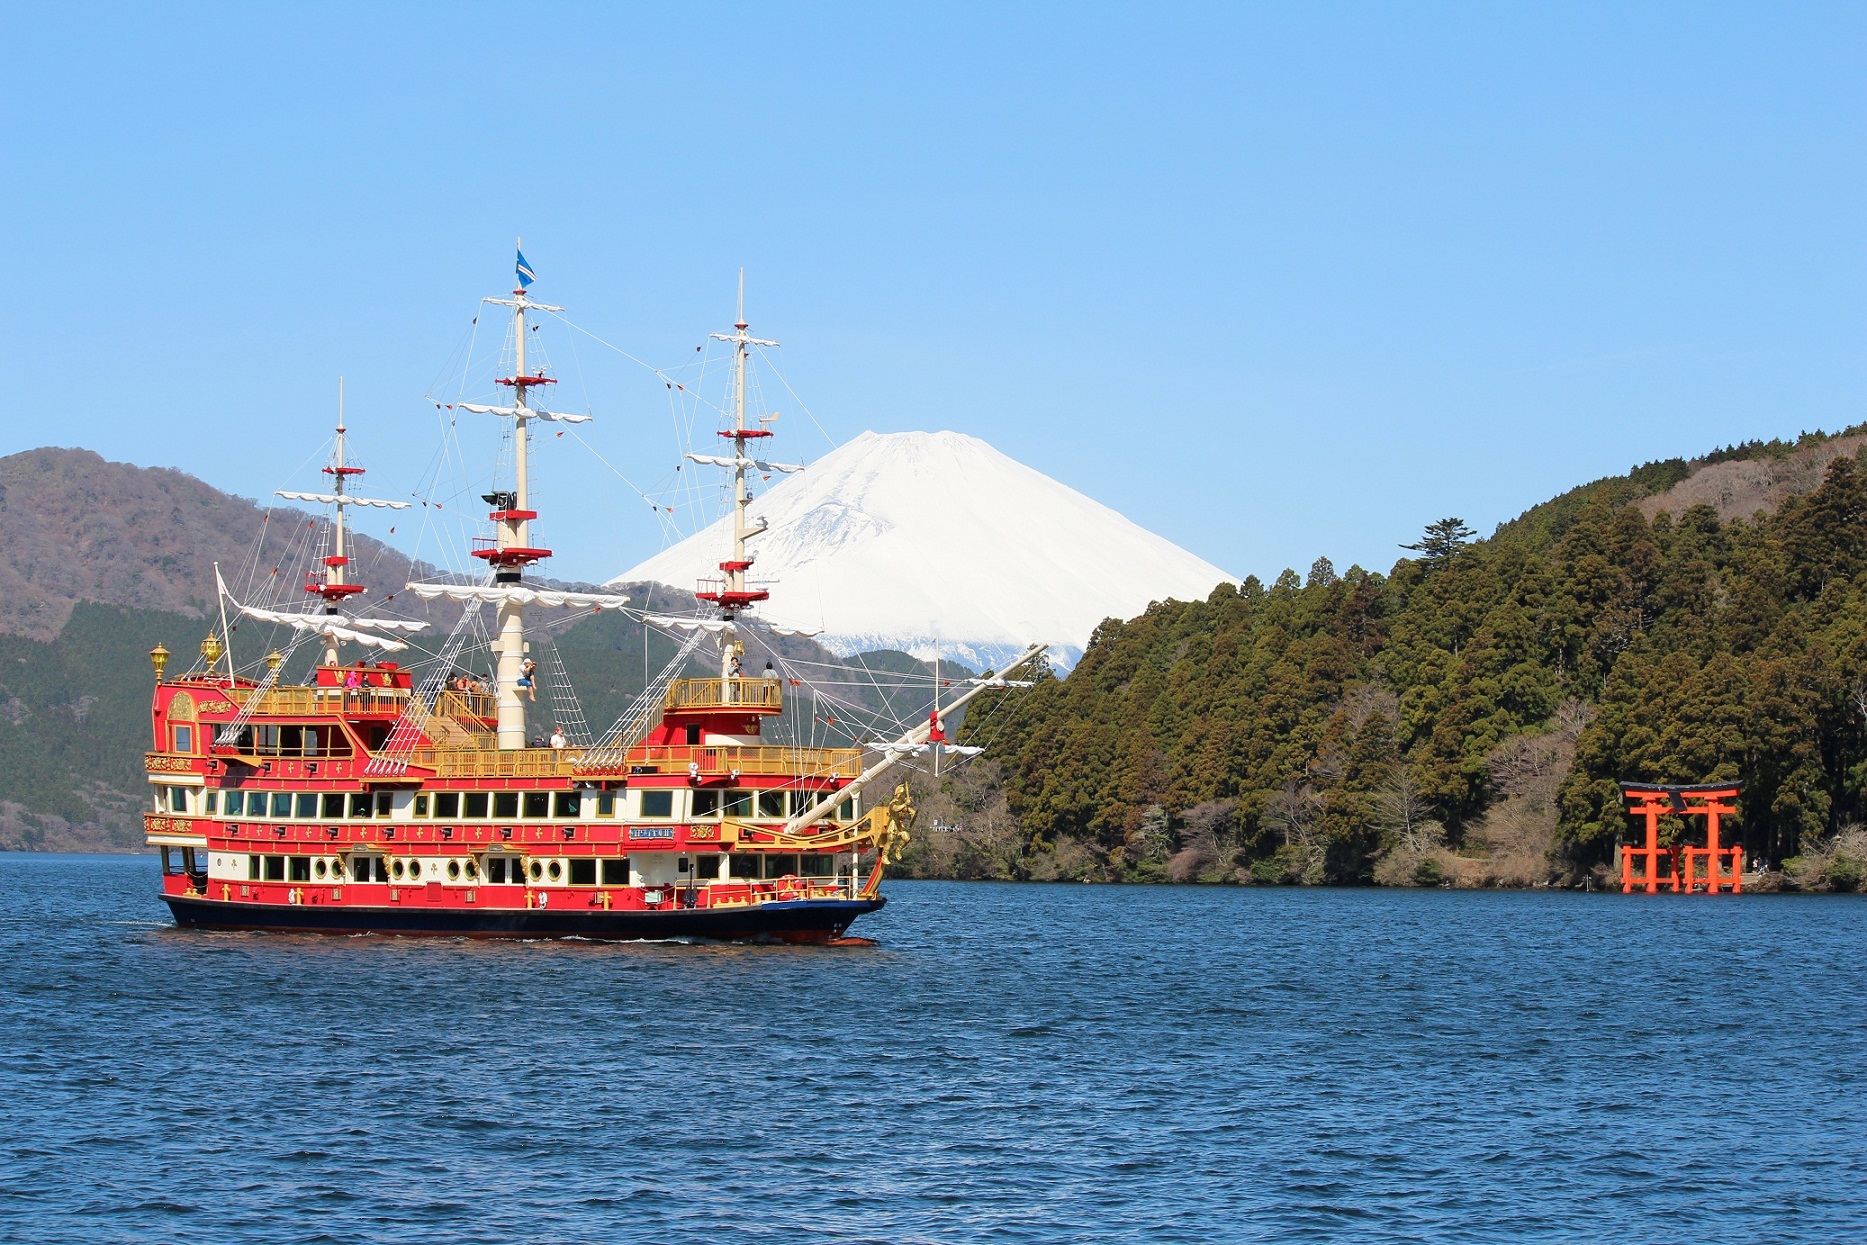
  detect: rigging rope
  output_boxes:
[579,627,709,767]
[533,629,594,747]
[363,601,485,777]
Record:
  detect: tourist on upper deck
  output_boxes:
[549,727,568,750]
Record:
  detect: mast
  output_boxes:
[693,271,789,677]
[303,378,370,666]
[470,244,568,749]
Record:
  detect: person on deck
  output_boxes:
[549,727,568,750]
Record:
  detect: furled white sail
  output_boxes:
[231,604,412,651]
[646,615,733,633]
[407,583,630,609]
[456,403,593,424]
[684,453,803,474]
[275,490,411,509]
[646,614,820,638]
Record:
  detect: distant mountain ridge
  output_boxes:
[0,447,434,641]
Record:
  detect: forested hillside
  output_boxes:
[938,433,1867,888]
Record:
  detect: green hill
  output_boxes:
[944,434,1867,888]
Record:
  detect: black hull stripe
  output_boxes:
[161,894,884,942]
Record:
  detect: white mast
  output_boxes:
[323,380,350,668]
[272,378,414,667]
[474,243,568,749]
[689,271,797,678]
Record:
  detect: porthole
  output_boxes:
[314,860,327,879]
[407,860,422,879]
[529,860,543,881]
[547,860,562,881]
[447,861,461,880]
[392,860,405,880]
[464,859,479,880]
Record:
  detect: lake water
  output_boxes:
[2,854,1863,1243]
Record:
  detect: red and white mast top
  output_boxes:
[685,272,803,677]
[274,379,412,666]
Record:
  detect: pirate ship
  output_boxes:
[143,255,1040,942]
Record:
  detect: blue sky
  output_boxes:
[4,4,1863,586]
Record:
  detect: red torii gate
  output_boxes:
[1619,782,1745,894]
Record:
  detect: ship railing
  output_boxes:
[582,743,863,779]
[704,877,860,906]
[663,677,783,714]
[395,742,864,780]
[222,684,414,717]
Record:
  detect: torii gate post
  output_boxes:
[1619,783,1745,895]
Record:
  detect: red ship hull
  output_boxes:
[162,892,884,943]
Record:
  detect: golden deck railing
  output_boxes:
[405,742,863,780]
[663,677,784,713]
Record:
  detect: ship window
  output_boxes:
[414,794,430,817]
[392,860,406,880]
[222,791,244,816]
[270,792,292,819]
[529,860,544,881]
[694,855,721,880]
[248,855,260,880]
[764,854,800,879]
[294,793,317,820]
[375,791,393,817]
[546,861,563,882]
[486,857,506,884]
[464,859,478,880]
[691,791,720,818]
[639,790,674,818]
[172,725,193,754]
[552,791,580,818]
[684,724,701,745]
[596,792,615,816]
[837,799,856,822]
[789,791,816,816]
[289,857,311,882]
[676,856,689,873]
[351,856,379,882]
[159,847,179,875]
[464,792,489,819]
[801,854,835,877]
[315,860,328,879]
[447,861,461,880]
[433,792,459,818]
[495,792,520,819]
[320,793,344,819]
[168,787,189,813]
[724,791,752,818]
[523,792,549,819]
[757,792,786,819]
[264,856,285,881]
[348,793,372,819]
[204,792,218,814]
[601,858,627,885]
[568,859,596,886]
[728,854,760,879]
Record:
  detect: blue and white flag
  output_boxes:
[516,249,535,289]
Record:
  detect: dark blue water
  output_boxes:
[3,855,1864,1243]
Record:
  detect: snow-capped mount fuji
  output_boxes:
[611,430,1237,669]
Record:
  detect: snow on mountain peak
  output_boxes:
[611,430,1237,669]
